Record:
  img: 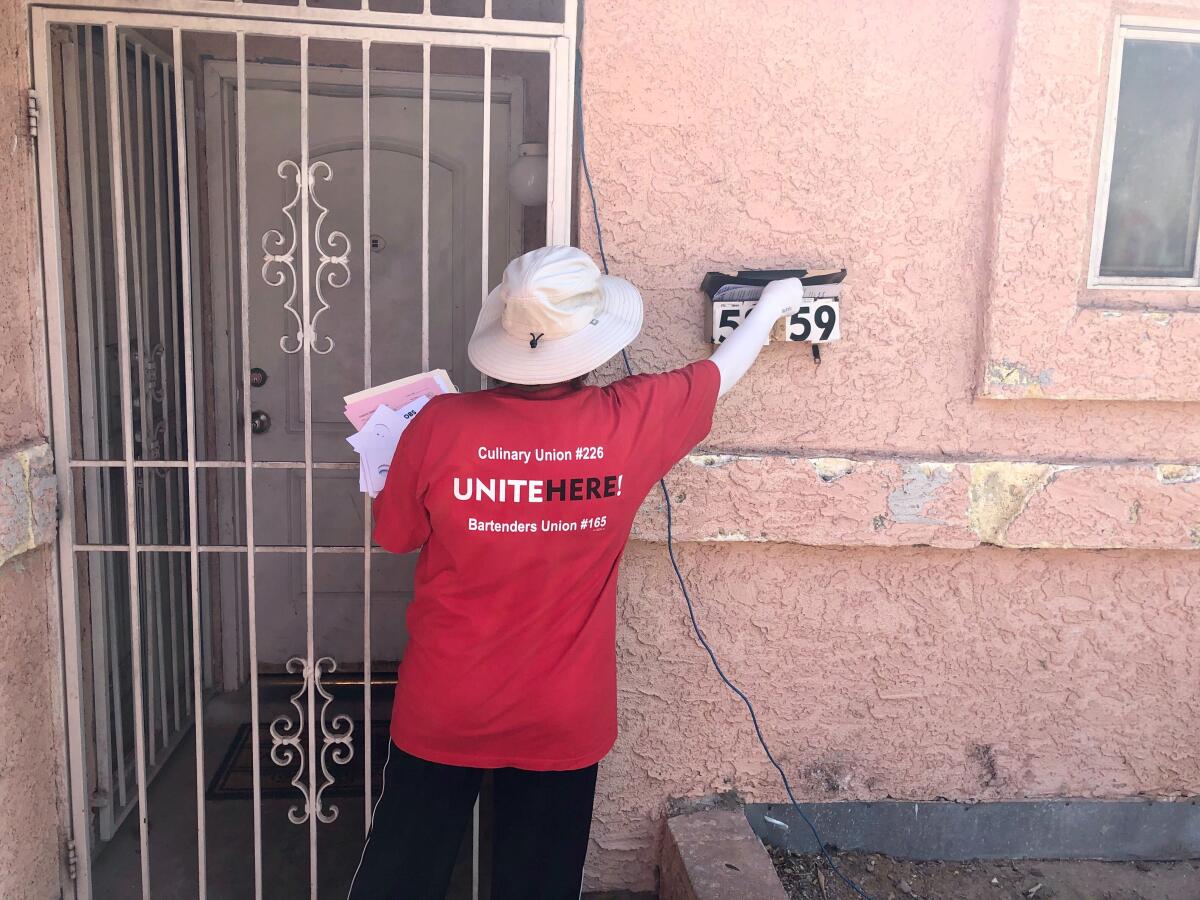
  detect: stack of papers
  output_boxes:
[343,369,456,429]
[344,369,456,497]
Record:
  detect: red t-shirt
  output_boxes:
[373,359,720,770]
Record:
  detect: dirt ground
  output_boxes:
[767,847,1200,900]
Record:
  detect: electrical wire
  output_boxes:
[576,51,873,900]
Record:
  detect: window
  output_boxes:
[1091,25,1200,287]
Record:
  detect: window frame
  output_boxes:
[1088,20,1200,289]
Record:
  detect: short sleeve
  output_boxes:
[606,359,721,483]
[372,404,434,554]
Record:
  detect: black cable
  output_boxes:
[577,50,873,900]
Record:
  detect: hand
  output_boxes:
[757,277,804,318]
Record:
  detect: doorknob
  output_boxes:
[250,409,272,435]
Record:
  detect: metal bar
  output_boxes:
[67,26,114,859]
[361,37,374,834]
[480,43,491,393]
[562,27,577,236]
[473,798,480,900]
[472,44,492,894]
[161,54,192,719]
[62,30,119,843]
[300,36,319,899]
[150,53,182,738]
[35,0,569,37]
[88,22,129,821]
[544,40,558,244]
[563,0,578,41]
[421,41,430,371]
[70,458,362,469]
[106,541,130,813]
[75,544,399,554]
[546,38,573,244]
[35,8,564,48]
[34,18,100,885]
[172,26,208,897]
[262,670,398,687]
[121,37,159,767]
[236,33,265,899]
[141,47,171,753]
[105,23,152,898]
[133,41,166,756]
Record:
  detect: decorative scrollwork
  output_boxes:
[268,655,355,825]
[144,343,166,403]
[269,657,310,825]
[314,657,354,823]
[261,159,350,356]
[147,420,167,472]
[263,160,303,355]
[309,161,350,357]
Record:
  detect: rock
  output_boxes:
[897,878,913,895]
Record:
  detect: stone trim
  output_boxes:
[747,798,1200,861]
[0,441,56,566]
[660,808,788,900]
[632,453,1200,550]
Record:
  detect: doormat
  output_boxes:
[206,720,391,802]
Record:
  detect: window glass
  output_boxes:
[1100,38,1200,279]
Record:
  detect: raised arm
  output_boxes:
[709,277,804,396]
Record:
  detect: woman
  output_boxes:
[349,245,802,899]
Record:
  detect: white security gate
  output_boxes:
[32,3,576,897]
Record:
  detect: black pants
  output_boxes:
[347,741,598,900]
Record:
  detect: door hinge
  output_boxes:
[64,837,78,882]
[26,90,40,142]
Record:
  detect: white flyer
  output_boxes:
[346,395,430,497]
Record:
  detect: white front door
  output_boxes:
[205,62,523,670]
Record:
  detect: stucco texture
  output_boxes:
[983,0,1200,401]
[578,0,1200,892]
[596,543,1199,888]
[0,0,65,896]
[0,549,63,899]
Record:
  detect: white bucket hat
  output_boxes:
[467,245,643,385]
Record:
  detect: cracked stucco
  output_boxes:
[887,462,955,526]
[965,461,1056,546]
[0,442,58,566]
[983,360,1054,398]
[632,454,1200,551]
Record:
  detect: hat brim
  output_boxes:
[467,274,643,385]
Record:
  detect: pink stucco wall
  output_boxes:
[581,0,1200,892]
[0,0,66,896]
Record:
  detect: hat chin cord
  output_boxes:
[576,47,872,900]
